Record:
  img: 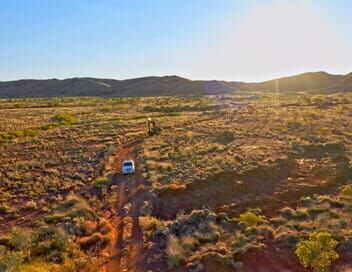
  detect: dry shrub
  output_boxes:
[274,227,300,248]
[24,201,37,210]
[78,220,96,236]
[181,235,199,252]
[166,235,185,268]
[139,200,153,216]
[156,183,186,193]
[280,207,295,219]
[97,219,113,235]
[78,233,111,252]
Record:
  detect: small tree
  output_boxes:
[295,231,339,272]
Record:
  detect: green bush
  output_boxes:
[295,231,339,272]
[341,185,352,196]
[52,112,77,125]
[239,211,260,226]
[95,176,110,187]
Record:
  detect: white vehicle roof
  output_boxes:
[123,160,134,164]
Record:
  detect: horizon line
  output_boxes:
[1,70,351,84]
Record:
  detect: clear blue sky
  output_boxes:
[1,0,351,81]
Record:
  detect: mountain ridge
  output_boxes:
[0,71,351,98]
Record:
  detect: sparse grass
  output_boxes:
[0,225,95,272]
[1,93,352,271]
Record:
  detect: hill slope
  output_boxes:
[0,76,236,98]
[233,71,345,93]
[0,72,351,98]
[324,72,352,93]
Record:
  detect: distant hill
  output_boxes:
[232,72,345,93]
[324,72,352,93]
[0,72,351,98]
[0,76,236,98]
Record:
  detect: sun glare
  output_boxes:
[191,0,351,81]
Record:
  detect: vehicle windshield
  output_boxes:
[123,162,133,167]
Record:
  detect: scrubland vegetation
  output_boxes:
[1,93,352,271]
